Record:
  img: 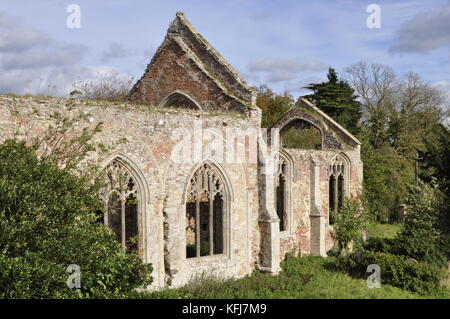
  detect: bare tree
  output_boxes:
[345,62,446,156]
[71,73,135,102]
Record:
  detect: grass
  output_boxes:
[368,223,403,239]
[139,255,449,299]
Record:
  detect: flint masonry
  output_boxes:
[0,12,362,289]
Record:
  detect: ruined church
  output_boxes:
[0,12,362,289]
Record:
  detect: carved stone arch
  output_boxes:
[269,107,343,149]
[278,117,324,150]
[183,159,233,259]
[329,152,351,182]
[101,153,150,204]
[100,154,149,259]
[328,153,350,223]
[276,150,294,233]
[159,90,202,110]
[280,117,324,137]
[181,158,234,205]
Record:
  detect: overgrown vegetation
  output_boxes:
[364,180,449,268]
[70,73,134,102]
[256,63,449,298]
[334,180,449,296]
[255,84,294,128]
[141,255,448,299]
[0,140,152,298]
[330,197,373,254]
[345,62,447,221]
[0,96,154,298]
[334,250,446,295]
[281,123,322,149]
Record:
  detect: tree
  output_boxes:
[332,197,373,254]
[303,68,362,135]
[418,123,450,192]
[393,180,448,267]
[0,140,152,298]
[345,62,447,220]
[345,62,444,156]
[360,140,415,221]
[256,84,294,128]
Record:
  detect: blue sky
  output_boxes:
[1,0,449,100]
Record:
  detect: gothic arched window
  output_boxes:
[328,155,347,224]
[186,163,227,258]
[160,91,201,110]
[102,160,140,252]
[275,153,291,232]
[280,119,322,150]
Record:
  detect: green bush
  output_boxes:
[365,181,448,268]
[0,140,152,298]
[364,237,396,254]
[332,197,373,253]
[334,250,446,295]
[394,180,448,267]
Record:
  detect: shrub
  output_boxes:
[0,140,152,298]
[334,250,446,295]
[332,196,373,253]
[70,73,134,102]
[364,237,396,254]
[394,180,448,267]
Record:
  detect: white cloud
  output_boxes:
[247,58,327,83]
[0,11,131,96]
[0,11,52,53]
[100,43,132,63]
[390,4,450,53]
[1,45,87,70]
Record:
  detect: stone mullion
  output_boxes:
[195,195,200,258]
[121,199,126,250]
[195,173,202,258]
[209,175,214,256]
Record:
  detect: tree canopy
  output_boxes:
[303,67,362,135]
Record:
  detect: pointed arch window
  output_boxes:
[280,118,322,150]
[102,160,140,252]
[160,91,201,110]
[328,155,347,224]
[186,163,226,258]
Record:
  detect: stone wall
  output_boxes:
[279,149,362,258]
[0,95,261,288]
[0,93,363,289]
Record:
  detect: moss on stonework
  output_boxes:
[0,94,248,120]
[195,32,210,47]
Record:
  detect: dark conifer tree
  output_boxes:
[304,68,362,135]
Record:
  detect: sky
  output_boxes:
[1,0,449,101]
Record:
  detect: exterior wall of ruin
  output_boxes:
[278,149,362,258]
[0,95,261,289]
[128,12,255,113]
[129,40,244,112]
[0,94,363,289]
